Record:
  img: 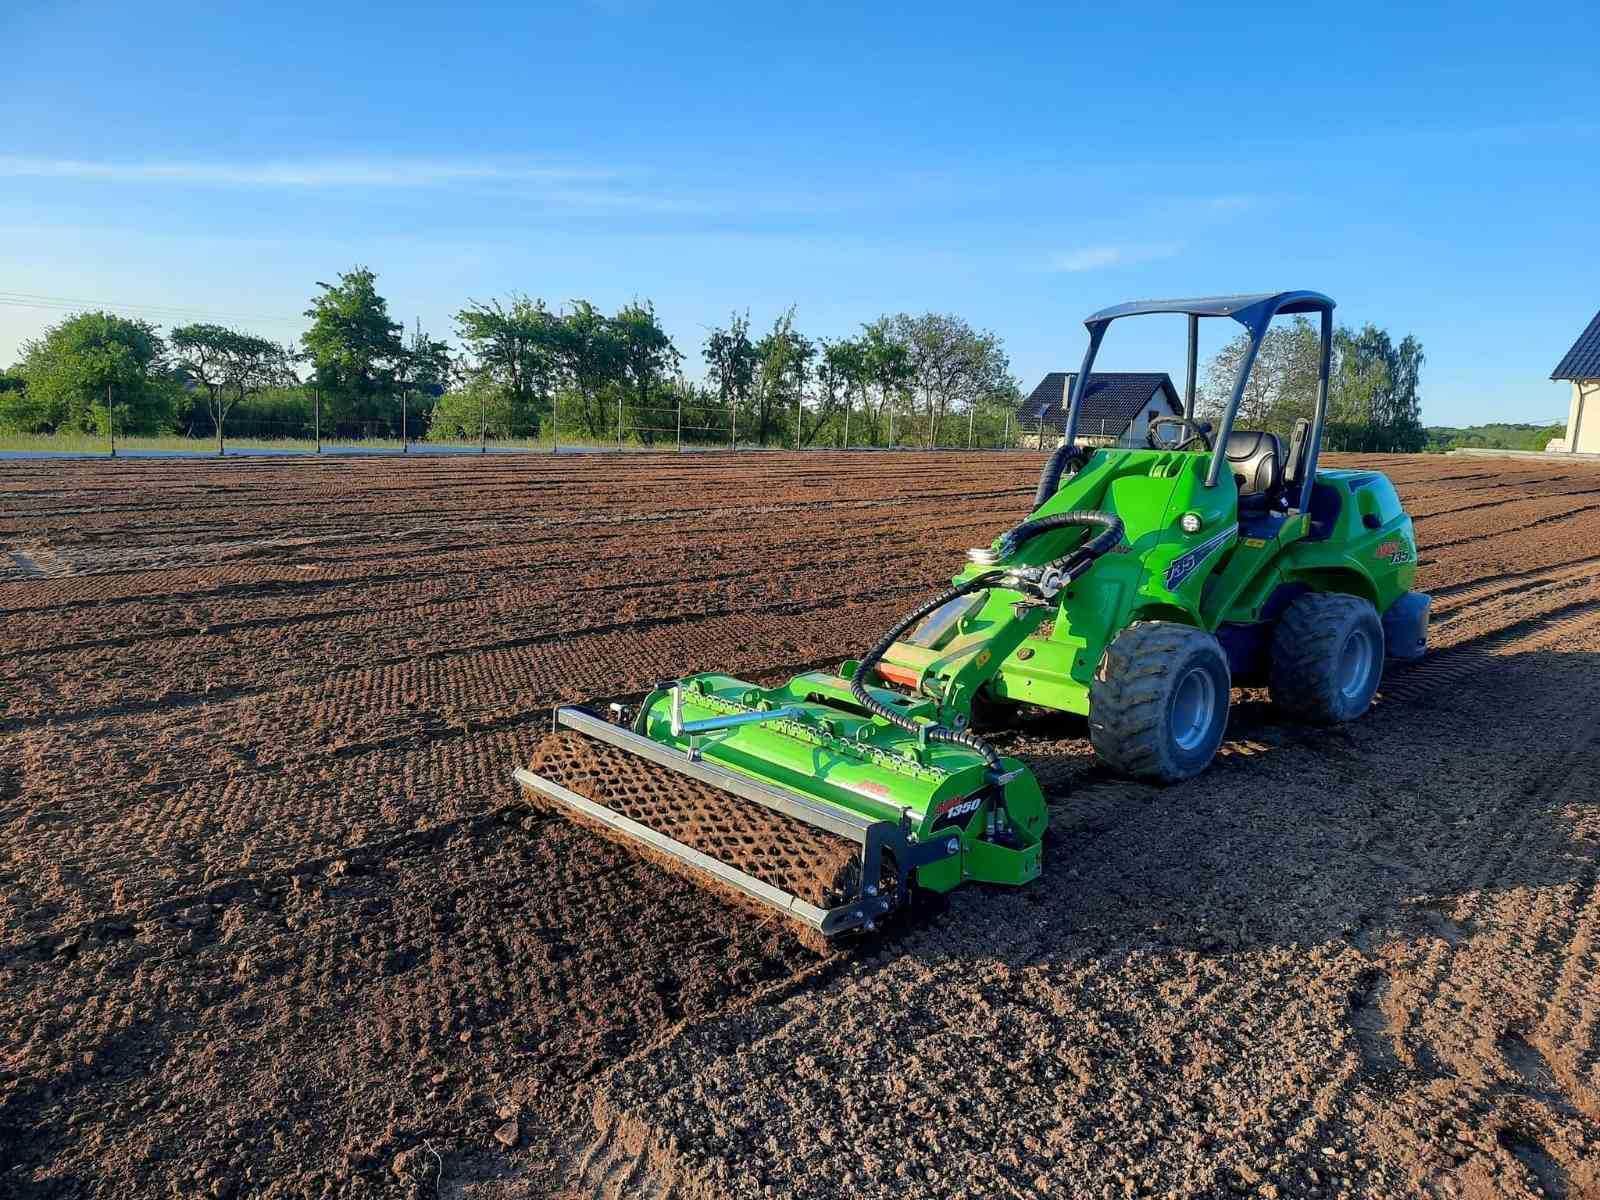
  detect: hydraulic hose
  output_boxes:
[992,509,1123,563]
[849,571,1006,772]
[850,514,1123,777]
[1032,444,1090,509]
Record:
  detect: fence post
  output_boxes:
[617,393,623,450]
[552,394,559,455]
[479,393,485,454]
[1003,411,1010,449]
[967,404,975,449]
[730,401,736,452]
[401,391,407,453]
[843,398,850,449]
[795,394,801,449]
[888,407,894,449]
[105,382,116,458]
[677,391,683,453]
[314,387,321,453]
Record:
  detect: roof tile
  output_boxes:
[1552,311,1600,381]
[1016,372,1180,428]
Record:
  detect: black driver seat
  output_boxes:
[1224,430,1284,510]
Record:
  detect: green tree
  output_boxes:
[889,312,1012,447]
[613,301,682,435]
[1199,319,1425,453]
[815,338,864,447]
[170,323,293,454]
[454,295,560,435]
[703,312,757,443]
[301,267,405,434]
[752,308,813,446]
[8,311,169,434]
[392,320,452,443]
[1328,325,1425,452]
[552,301,625,438]
[860,318,912,445]
[1198,316,1322,433]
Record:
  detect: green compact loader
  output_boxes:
[517,291,1430,939]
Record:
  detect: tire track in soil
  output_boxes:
[582,601,1600,1200]
[0,813,830,1199]
[0,519,1009,661]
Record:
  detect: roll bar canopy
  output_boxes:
[1061,290,1335,510]
[1085,291,1334,327]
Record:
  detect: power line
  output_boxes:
[0,291,305,327]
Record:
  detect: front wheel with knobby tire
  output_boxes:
[1269,592,1385,723]
[1089,621,1232,783]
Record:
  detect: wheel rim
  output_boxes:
[1170,666,1217,752]
[1338,628,1376,700]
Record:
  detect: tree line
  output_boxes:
[0,268,1428,454]
[0,266,1020,450]
[1197,317,1427,453]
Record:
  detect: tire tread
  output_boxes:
[1089,621,1230,782]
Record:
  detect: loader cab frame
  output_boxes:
[1061,291,1335,515]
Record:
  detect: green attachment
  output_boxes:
[636,673,1046,892]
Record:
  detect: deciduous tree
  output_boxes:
[703,313,757,442]
[860,319,911,445]
[890,312,1012,447]
[455,295,561,433]
[613,301,682,435]
[752,308,813,446]
[301,267,405,432]
[10,311,169,434]
[553,300,624,437]
[1199,318,1425,452]
[171,323,294,454]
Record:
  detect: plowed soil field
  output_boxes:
[2,451,1597,1200]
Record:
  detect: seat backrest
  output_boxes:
[1224,430,1283,498]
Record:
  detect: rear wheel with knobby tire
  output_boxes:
[1089,621,1232,783]
[1269,592,1385,723]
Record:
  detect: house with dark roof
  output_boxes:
[1550,310,1600,454]
[1016,372,1182,446]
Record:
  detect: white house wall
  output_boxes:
[1568,380,1600,454]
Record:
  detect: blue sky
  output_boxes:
[3,0,1595,424]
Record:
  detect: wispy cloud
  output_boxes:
[1048,242,1182,272]
[0,156,613,188]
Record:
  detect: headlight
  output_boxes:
[1179,512,1203,534]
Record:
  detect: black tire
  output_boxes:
[1089,621,1232,783]
[1269,593,1385,723]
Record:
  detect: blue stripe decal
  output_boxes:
[1164,524,1239,590]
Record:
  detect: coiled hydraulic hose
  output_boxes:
[849,511,1124,776]
[849,571,1007,771]
[989,509,1123,567]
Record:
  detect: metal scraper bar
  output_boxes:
[513,766,866,935]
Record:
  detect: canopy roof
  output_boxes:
[1085,291,1334,327]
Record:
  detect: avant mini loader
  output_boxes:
[516,291,1431,940]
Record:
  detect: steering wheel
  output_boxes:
[1147,415,1214,452]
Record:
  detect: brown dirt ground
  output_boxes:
[1,451,1597,1199]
